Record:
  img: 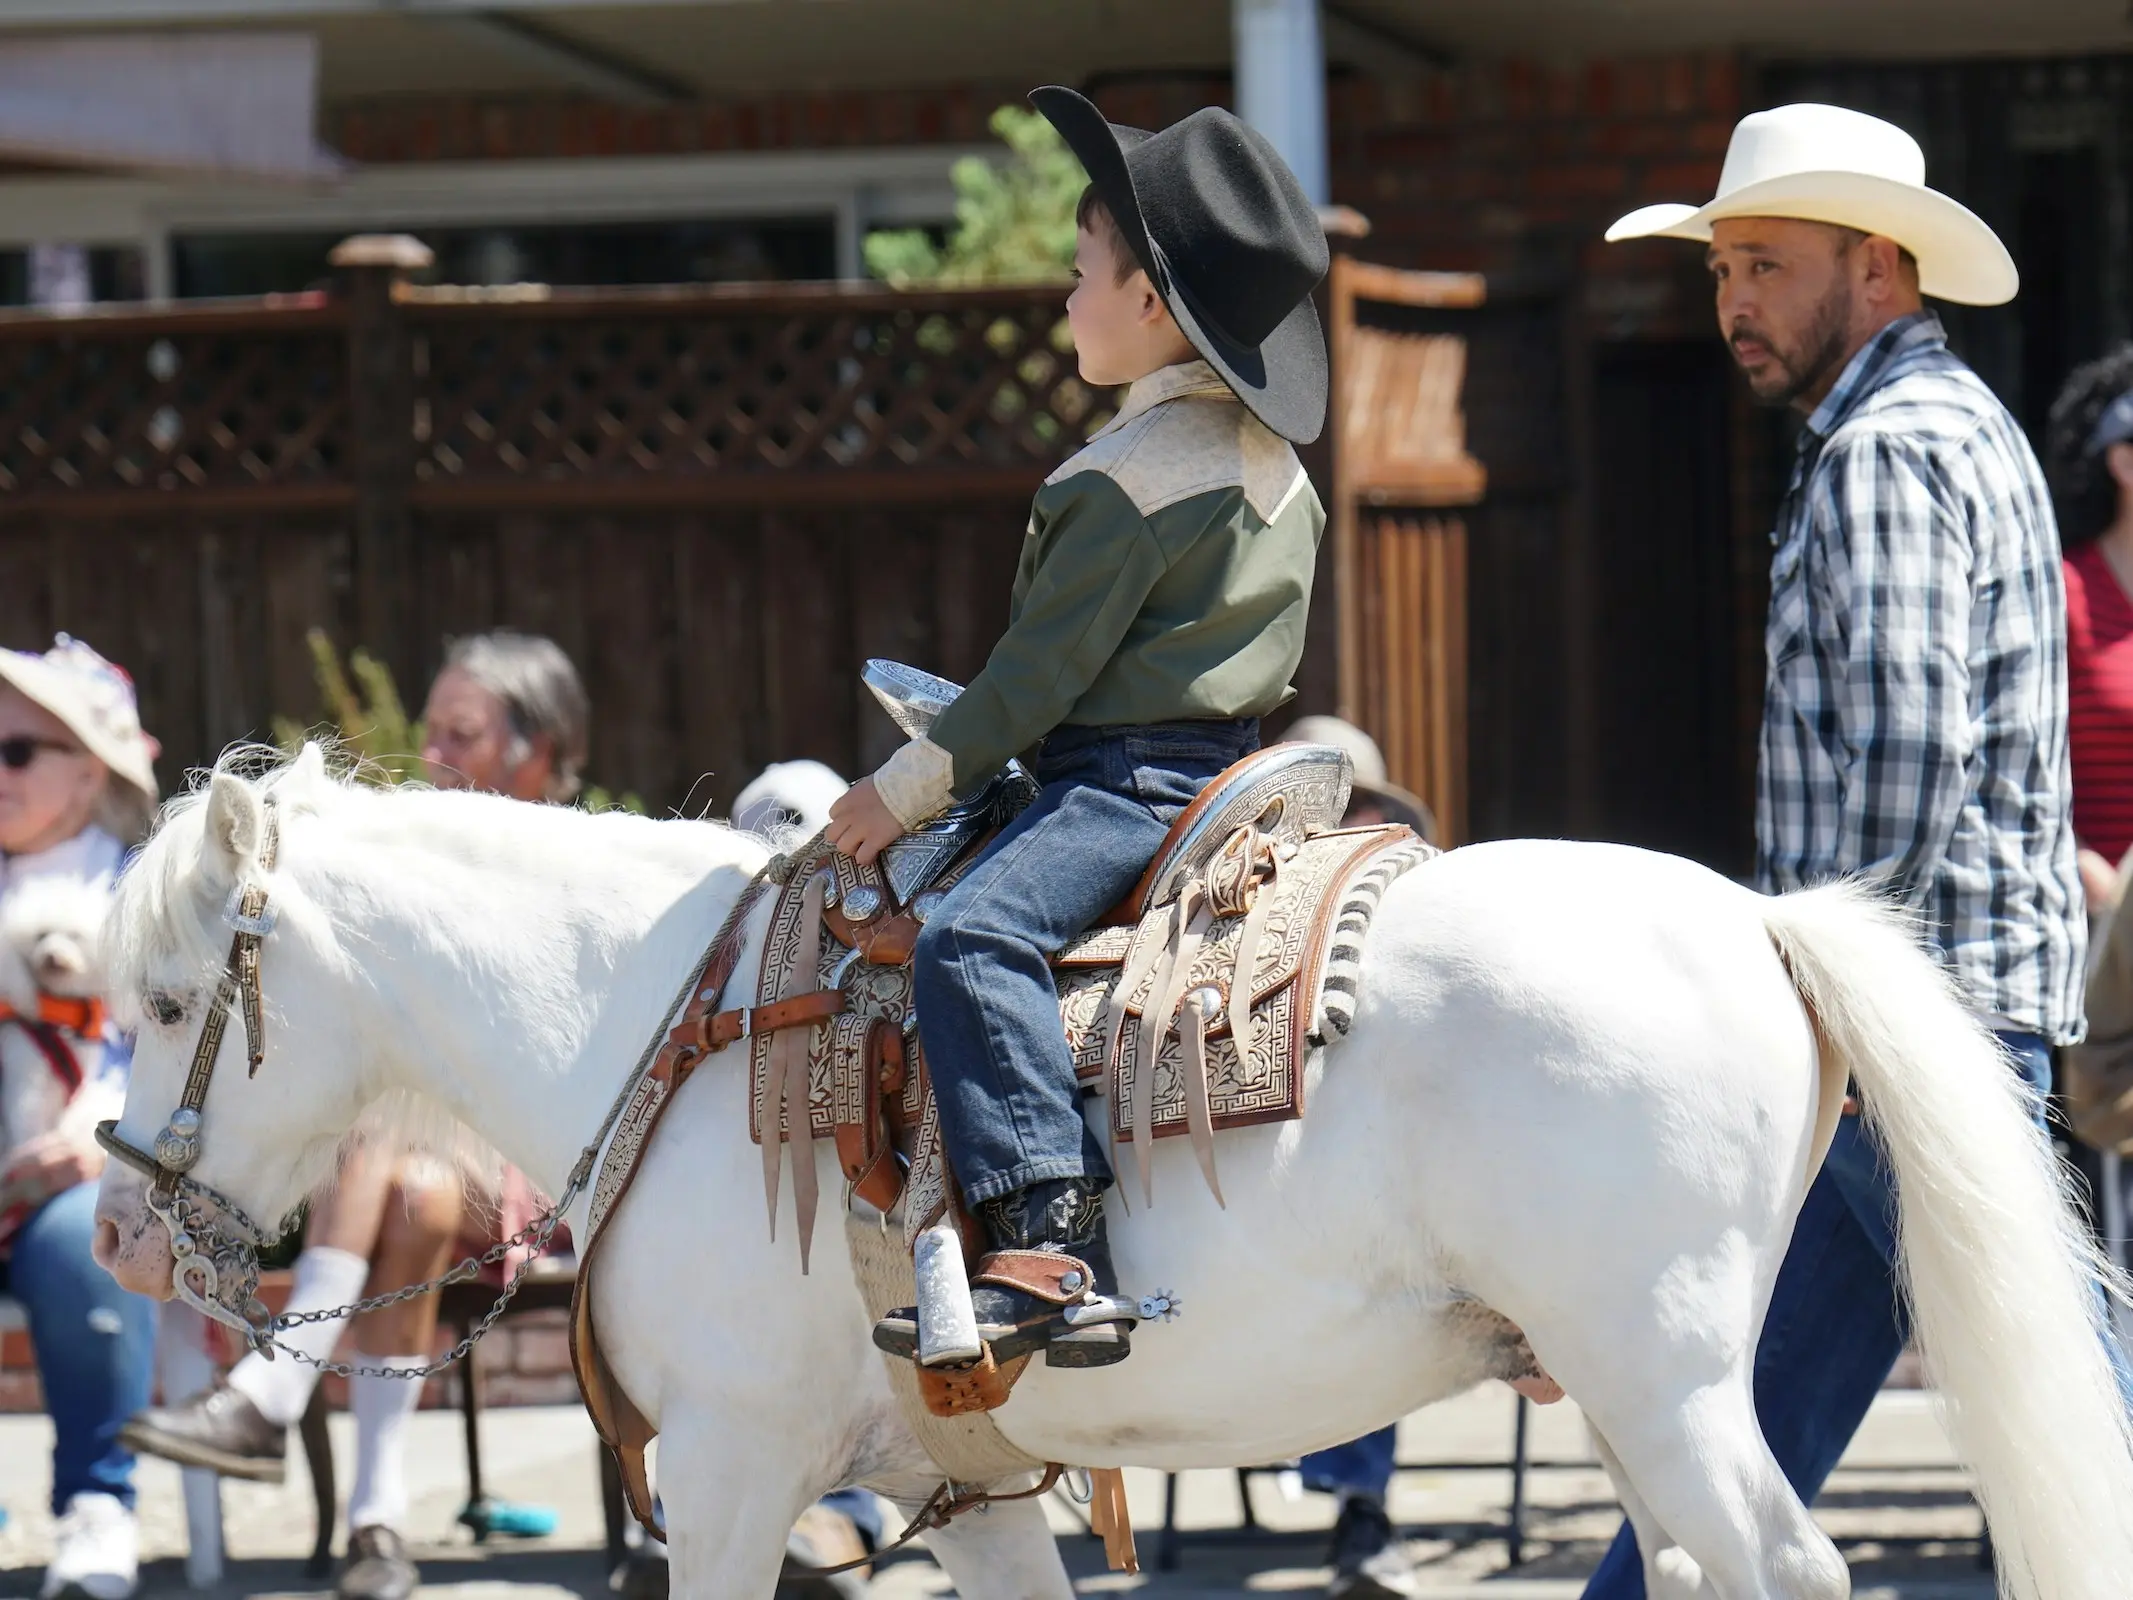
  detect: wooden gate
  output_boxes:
[1327,256,1486,843]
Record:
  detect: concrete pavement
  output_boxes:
[0,1385,1995,1597]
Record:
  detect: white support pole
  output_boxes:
[154,1302,226,1589]
[1232,0,1330,205]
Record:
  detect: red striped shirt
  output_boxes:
[2065,541,2133,861]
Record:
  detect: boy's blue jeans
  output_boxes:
[1,1180,158,1513]
[914,719,1261,1207]
[1582,1030,2133,1597]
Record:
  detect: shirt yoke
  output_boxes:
[1047,392,1303,522]
[1822,352,2005,458]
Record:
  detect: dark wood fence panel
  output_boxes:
[397,502,1025,810]
[0,271,1091,813]
[0,514,354,777]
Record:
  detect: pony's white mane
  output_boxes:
[106,743,770,1212]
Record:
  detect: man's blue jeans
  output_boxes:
[1581,1030,2126,1596]
[1,1180,158,1513]
[1303,1426,1398,1503]
[914,719,1260,1206]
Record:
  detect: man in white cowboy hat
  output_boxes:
[1591,105,2115,1595]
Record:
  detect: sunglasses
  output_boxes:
[0,736,81,771]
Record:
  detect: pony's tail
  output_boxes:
[1764,882,2133,1600]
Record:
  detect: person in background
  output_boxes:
[1280,716,1434,1597]
[0,637,161,1600]
[2047,348,2133,1315]
[2047,345,2133,911]
[123,630,588,1600]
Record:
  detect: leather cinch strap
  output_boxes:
[668,987,846,1054]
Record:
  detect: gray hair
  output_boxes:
[441,631,591,803]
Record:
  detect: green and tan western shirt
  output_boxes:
[873,359,1326,825]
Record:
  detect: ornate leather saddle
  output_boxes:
[732,663,1435,1266]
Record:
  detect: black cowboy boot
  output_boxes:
[873,1177,1131,1369]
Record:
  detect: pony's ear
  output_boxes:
[202,771,266,887]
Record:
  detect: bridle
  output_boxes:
[91,795,613,1379]
[95,803,292,1342]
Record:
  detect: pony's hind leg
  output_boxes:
[1584,1376,1847,1600]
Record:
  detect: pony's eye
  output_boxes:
[144,990,189,1028]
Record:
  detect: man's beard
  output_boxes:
[1732,280,1854,408]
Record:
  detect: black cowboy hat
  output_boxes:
[1032,85,1330,445]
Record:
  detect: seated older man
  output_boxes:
[122,631,589,1600]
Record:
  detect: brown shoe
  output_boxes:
[338,1526,418,1600]
[119,1384,286,1484]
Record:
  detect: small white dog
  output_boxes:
[0,873,113,1161]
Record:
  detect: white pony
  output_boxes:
[93,748,2133,1599]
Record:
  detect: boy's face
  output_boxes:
[1066,222,1194,387]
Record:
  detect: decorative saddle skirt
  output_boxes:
[741,740,1434,1264]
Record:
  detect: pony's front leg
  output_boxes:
[914,1485,1075,1600]
[655,1410,818,1598]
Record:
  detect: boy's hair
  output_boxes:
[1075,186,1141,286]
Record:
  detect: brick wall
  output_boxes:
[1328,56,1738,296]
[327,55,1738,309]
[330,82,1027,163]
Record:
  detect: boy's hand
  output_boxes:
[827,777,905,866]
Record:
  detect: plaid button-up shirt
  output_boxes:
[1757,311,2085,1042]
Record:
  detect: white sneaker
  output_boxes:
[40,1493,139,1600]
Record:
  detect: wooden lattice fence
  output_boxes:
[0,263,1111,812]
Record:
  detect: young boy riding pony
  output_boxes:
[826,86,1330,1373]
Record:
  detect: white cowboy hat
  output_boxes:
[0,635,160,819]
[1604,104,2016,307]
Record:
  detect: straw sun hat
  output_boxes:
[1605,103,2017,307]
[0,635,161,840]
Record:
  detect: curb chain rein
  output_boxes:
[258,1168,588,1381]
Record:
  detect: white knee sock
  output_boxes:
[226,1246,370,1426]
[346,1356,428,1532]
